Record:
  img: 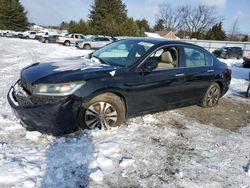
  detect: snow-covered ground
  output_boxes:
[219,58,250,97]
[0,37,250,188]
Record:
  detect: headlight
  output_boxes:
[33,81,85,96]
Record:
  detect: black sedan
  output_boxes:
[8,38,231,135]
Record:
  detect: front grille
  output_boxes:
[31,95,67,105]
[19,79,33,94]
[14,93,32,106]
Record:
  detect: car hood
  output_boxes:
[21,57,117,84]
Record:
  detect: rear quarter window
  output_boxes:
[184,47,213,67]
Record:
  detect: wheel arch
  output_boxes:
[79,89,128,117]
[83,43,91,48]
[64,40,70,44]
[215,81,223,96]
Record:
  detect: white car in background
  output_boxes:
[20,31,37,39]
[75,36,114,50]
[56,33,86,46]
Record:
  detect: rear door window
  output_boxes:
[184,47,212,67]
[100,37,110,41]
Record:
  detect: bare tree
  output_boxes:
[155,4,223,39]
[230,17,239,41]
[179,5,222,38]
[157,4,183,32]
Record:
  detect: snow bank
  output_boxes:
[219,58,250,95]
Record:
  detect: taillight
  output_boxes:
[226,68,232,77]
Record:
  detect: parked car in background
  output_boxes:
[35,32,46,41]
[213,47,243,59]
[56,33,86,46]
[19,31,37,39]
[7,38,231,135]
[40,35,59,44]
[75,36,113,49]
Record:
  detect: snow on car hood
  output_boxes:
[50,56,107,72]
[20,56,113,84]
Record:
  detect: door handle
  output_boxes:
[175,73,185,77]
[207,69,215,73]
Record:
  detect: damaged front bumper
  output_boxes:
[7,83,82,135]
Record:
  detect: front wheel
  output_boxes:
[83,44,91,50]
[200,83,221,107]
[64,41,70,46]
[78,93,125,130]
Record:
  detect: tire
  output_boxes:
[246,84,250,98]
[78,93,126,130]
[224,54,229,59]
[237,55,242,60]
[64,41,70,46]
[200,83,221,107]
[83,44,91,50]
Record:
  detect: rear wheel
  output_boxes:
[64,40,70,46]
[200,83,221,107]
[83,44,91,50]
[78,93,125,130]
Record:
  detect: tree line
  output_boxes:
[60,0,248,41]
[59,0,150,37]
[0,0,248,41]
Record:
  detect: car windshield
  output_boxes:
[92,39,155,67]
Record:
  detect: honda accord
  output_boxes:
[8,38,231,135]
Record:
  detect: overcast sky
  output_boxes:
[20,0,250,34]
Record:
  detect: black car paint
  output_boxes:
[243,57,250,68]
[8,38,231,135]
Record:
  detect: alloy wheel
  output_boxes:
[207,86,220,107]
[84,102,118,130]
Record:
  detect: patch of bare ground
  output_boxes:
[177,98,250,131]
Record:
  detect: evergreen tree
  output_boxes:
[0,0,28,31]
[88,0,139,36]
[68,20,90,35]
[205,22,226,40]
[153,19,164,31]
[119,18,139,36]
[136,19,150,36]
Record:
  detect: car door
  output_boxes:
[73,34,79,43]
[124,45,189,114]
[181,45,214,103]
[90,37,99,48]
[95,37,107,48]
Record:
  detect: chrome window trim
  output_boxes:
[137,43,214,72]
